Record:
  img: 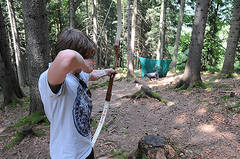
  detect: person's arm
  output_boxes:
[89,69,117,81]
[48,49,92,85]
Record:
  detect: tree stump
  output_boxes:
[128,135,180,159]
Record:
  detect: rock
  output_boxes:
[22,126,33,136]
[131,135,181,159]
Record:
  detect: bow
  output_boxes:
[92,0,122,147]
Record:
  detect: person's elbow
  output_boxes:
[57,50,77,72]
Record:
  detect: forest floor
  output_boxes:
[0,71,240,159]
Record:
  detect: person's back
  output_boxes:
[39,71,92,159]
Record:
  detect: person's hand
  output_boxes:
[104,68,117,76]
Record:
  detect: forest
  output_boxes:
[0,0,240,158]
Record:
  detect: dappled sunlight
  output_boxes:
[196,108,207,115]
[147,74,183,87]
[170,129,183,136]
[198,124,216,133]
[111,100,124,108]
[167,101,175,107]
[0,127,6,133]
[218,132,237,141]
[214,79,221,83]
[175,114,188,124]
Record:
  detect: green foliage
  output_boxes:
[131,90,144,98]
[192,81,206,89]
[13,112,49,128]
[33,129,46,137]
[21,96,30,111]
[225,105,239,110]
[0,103,8,110]
[91,119,98,130]
[110,149,128,159]
[225,100,240,114]
[175,33,191,72]
[0,97,23,110]
[4,130,25,151]
[123,129,129,134]
[10,98,21,109]
[152,92,168,105]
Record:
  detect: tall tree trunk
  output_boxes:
[92,0,98,66]
[177,0,210,88]
[172,0,185,72]
[58,0,63,31]
[22,0,50,114]
[139,0,149,58]
[6,0,24,86]
[156,0,166,60]
[69,0,75,28]
[86,0,89,35]
[203,1,220,70]
[221,0,240,74]
[0,3,24,105]
[127,0,135,77]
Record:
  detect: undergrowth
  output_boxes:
[3,112,49,151]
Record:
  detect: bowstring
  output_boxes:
[96,0,114,43]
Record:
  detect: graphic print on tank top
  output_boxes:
[72,76,92,137]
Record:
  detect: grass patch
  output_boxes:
[13,112,49,128]
[33,129,45,137]
[0,98,22,110]
[102,124,108,131]
[225,101,240,114]
[110,149,128,159]
[3,130,25,151]
[131,90,144,98]
[123,129,129,134]
[222,95,231,100]
[0,103,8,110]
[225,105,240,110]
[91,119,98,130]
[21,96,30,111]
[0,136,8,142]
[177,85,187,90]
[10,98,21,109]
[192,81,207,89]
[152,92,168,105]
[233,109,240,113]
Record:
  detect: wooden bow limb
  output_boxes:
[92,0,122,147]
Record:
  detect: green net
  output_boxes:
[139,57,171,77]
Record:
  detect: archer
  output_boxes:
[38,27,116,159]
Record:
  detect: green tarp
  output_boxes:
[139,57,171,78]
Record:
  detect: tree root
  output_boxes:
[127,85,167,105]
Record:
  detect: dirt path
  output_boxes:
[0,73,240,159]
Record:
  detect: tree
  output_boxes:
[156,0,166,60]
[202,0,224,71]
[69,0,75,28]
[92,0,98,65]
[6,0,24,86]
[221,0,240,74]
[58,0,63,31]
[22,0,50,114]
[171,0,185,72]
[176,0,210,88]
[0,3,24,105]
[86,0,89,35]
[127,0,136,77]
